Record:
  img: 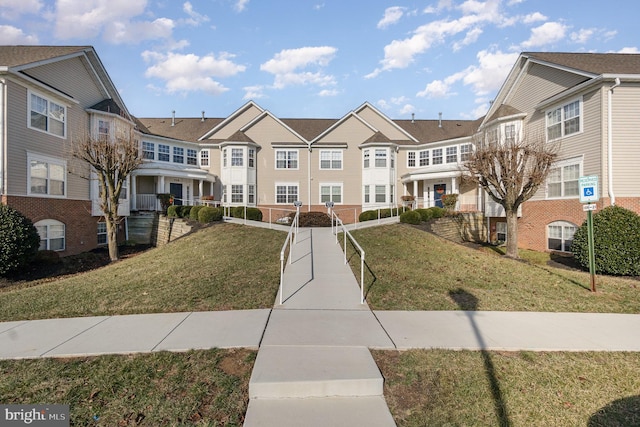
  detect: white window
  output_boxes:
[249,148,255,168]
[363,150,370,168]
[547,160,581,198]
[231,185,243,203]
[248,184,255,204]
[375,185,386,203]
[276,150,298,169]
[548,221,577,252]
[390,184,394,203]
[460,144,472,162]
[375,149,387,167]
[407,151,416,167]
[97,222,107,245]
[29,92,66,137]
[35,219,65,251]
[547,99,581,141]
[505,124,516,143]
[28,154,65,197]
[276,184,298,204]
[432,148,443,165]
[158,144,170,162]
[98,120,110,140]
[187,149,197,165]
[446,146,457,163]
[364,185,370,203]
[232,148,243,166]
[320,150,342,169]
[320,184,342,204]
[223,148,227,167]
[419,150,429,167]
[173,147,184,164]
[496,222,507,242]
[142,141,154,160]
[222,185,227,203]
[200,150,209,167]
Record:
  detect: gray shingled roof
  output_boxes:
[395,118,482,145]
[0,45,92,68]
[486,104,524,123]
[525,52,640,75]
[281,118,339,141]
[137,117,224,142]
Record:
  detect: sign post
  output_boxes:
[579,176,599,292]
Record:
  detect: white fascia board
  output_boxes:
[241,110,309,146]
[310,111,377,144]
[198,100,265,141]
[354,101,419,143]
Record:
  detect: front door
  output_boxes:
[434,184,446,208]
[169,183,183,206]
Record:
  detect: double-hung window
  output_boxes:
[35,219,65,251]
[364,185,370,203]
[232,148,243,166]
[547,160,580,198]
[28,154,65,196]
[97,222,107,245]
[375,185,386,203]
[547,99,581,141]
[432,148,443,165]
[419,150,429,167]
[460,144,472,161]
[173,147,184,164]
[158,144,170,162]
[548,221,577,252]
[249,148,255,168]
[200,150,209,167]
[29,92,66,137]
[142,141,154,160]
[446,146,457,163]
[231,185,243,203]
[276,150,298,169]
[248,184,255,204]
[320,184,342,204]
[187,149,197,165]
[407,151,416,167]
[98,120,110,141]
[375,149,387,167]
[363,150,370,168]
[505,124,516,143]
[276,184,298,204]
[320,150,342,169]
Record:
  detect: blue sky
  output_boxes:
[1,0,638,120]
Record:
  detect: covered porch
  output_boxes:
[401,170,482,212]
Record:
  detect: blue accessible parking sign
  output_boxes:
[579,176,599,203]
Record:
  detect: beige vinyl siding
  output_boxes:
[206,105,262,140]
[25,56,105,108]
[610,83,640,197]
[356,106,412,141]
[5,80,91,199]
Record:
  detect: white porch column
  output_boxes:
[423,180,430,208]
[451,176,458,194]
[198,179,203,199]
[413,180,418,197]
[130,174,137,211]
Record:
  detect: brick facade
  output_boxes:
[4,196,123,256]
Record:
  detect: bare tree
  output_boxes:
[71,130,142,261]
[463,130,558,258]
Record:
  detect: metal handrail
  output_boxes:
[279,210,300,305]
[331,211,366,304]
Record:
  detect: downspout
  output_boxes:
[608,77,621,206]
[0,79,4,197]
[307,145,311,212]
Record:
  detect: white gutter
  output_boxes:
[0,79,5,196]
[307,145,311,212]
[608,77,621,206]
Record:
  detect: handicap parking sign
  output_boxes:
[579,176,599,203]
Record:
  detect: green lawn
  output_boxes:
[0,223,284,321]
[347,224,640,313]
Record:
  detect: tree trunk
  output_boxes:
[505,208,519,259]
[106,219,119,262]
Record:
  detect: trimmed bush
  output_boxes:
[441,193,458,211]
[426,206,446,219]
[571,205,640,276]
[0,204,41,275]
[177,205,192,218]
[198,206,223,223]
[359,210,377,222]
[166,205,179,217]
[190,205,204,221]
[246,208,263,221]
[400,210,421,225]
[289,211,332,227]
[415,208,432,222]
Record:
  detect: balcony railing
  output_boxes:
[413,195,481,212]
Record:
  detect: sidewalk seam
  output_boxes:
[41,316,111,357]
[152,312,193,351]
[370,310,398,350]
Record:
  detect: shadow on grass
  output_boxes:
[449,288,512,427]
[588,395,640,426]
[344,238,378,301]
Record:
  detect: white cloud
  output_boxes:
[143,51,246,95]
[617,47,640,53]
[0,25,39,44]
[318,89,339,97]
[107,18,175,44]
[522,12,547,24]
[243,85,266,100]
[376,99,390,110]
[520,21,568,49]
[453,27,483,51]
[377,6,406,29]
[183,2,209,26]
[399,104,416,116]
[417,79,451,98]
[0,0,43,19]
[314,3,325,10]
[234,0,249,12]
[461,49,518,96]
[570,28,595,44]
[261,46,337,89]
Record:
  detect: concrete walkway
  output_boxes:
[1,224,639,425]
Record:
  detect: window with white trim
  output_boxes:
[276,150,298,169]
[276,184,298,204]
[419,150,429,167]
[460,144,472,161]
[320,150,342,169]
[158,144,170,162]
[142,141,154,160]
[187,149,197,165]
[98,120,110,140]
[249,148,255,168]
[200,149,209,167]
[320,184,342,204]
[407,151,416,167]
[363,150,370,168]
[547,221,577,252]
[364,185,370,203]
[505,124,516,143]
[496,222,507,242]
[231,185,243,203]
[28,154,65,196]
[547,160,580,198]
[432,148,443,165]
[223,148,227,167]
[29,92,66,137]
[547,99,581,141]
[375,185,386,203]
[97,222,107,245]
[446,146,457,163]
[173,147,184,164]
[35,219,65,251]
[248,184,255,204]
[375,149,387,167]
[232,148,243,166]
